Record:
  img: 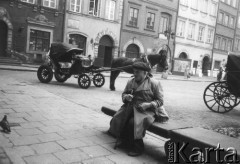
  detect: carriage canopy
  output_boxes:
[226,54,240,97]
[49,42,83,62]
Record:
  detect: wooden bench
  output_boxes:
[101,106,191,139]
[102,106,240,163]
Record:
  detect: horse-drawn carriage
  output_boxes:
[203,54,240,113]
[37,43,105,89]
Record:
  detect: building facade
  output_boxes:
[0,0,65,62]
[63,0,123,67]
[174,0,219,76]
[119,0,178,70]
[212,0,239,72]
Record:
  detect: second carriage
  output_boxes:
[203,53,240,113]
[37,43,105,89]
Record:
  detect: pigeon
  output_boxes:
[0,115,11,133]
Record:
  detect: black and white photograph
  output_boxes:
[0,0,239,163]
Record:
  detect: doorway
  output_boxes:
[126,44,140,58]
[0,21,8,57]
[97,35,113,67]
[202,56,211,76]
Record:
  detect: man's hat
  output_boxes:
[132,62,151,72]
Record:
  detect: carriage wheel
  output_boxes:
[93,73,105,87]
[78,74,91,89]
[54,70,70,83]
[37,65,53,83]
[203,81,236,113]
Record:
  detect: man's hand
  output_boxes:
[137,102,152,112]
[124,94,133,102]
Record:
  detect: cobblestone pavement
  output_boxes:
[0,74,168,164]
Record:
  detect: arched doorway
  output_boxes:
[98,35,113,67]
[0,20,8,57]
[68,34,87,55]
[202,56,211,75]
[126,44,140,58]
[179,52,188,59]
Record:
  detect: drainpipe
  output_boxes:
[118,0,125,57]
[211,0,220,74]
[171,0,180,72]
[62,0,67,43]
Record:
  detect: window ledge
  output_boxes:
[187,37,195,41]
[126,24,139,29]
[144,28,155,32]
[190,8,198,11]
[180,4,188,7]
[210,14,217,18]
[196,40,204,43]
[200,11,207,15]
[206,42,213,45]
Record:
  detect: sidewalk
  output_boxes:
[0,76,168,164]
[0,64,216,82]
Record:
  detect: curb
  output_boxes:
[0,67,215,82]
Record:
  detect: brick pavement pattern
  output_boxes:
[0,77,167,164]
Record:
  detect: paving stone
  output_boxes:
[15,128,43,136]
[80,145,112,158]
[24,154,63,164]
[20,122,45,129]
[4,146,35,157]
[41,120,63,126]
[82,157,114,164]
[35,133,64,142]
[57,139,87,149]
[54,149,90,163]
[30,142,64,154]
[10,136,40,146]
[0,108,15,114]
[39,126,64,133]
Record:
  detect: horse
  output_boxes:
[110,50,168,91]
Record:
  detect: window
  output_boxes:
[129,8,139,27]
[224,15,229,26]
[210,3,217,16]
[89,0,100,16]
[187,23,195,39]
[218,12,223,23]
[227,40,232,51]
[146,12,155,30]
[236,38,240,51]
[207,29,214,43]
[229,17,234,27]
[198,26,205,41]
[69,34,87,54]
[191,0,198,9]
[214,61,221,69]
[21,0,35,4]
[70,0,82,13]
[221,38,227,50]
[238,16,240,28]
[105,0,116,20]
[177,20,185,37]
[43,0,57,8]
[201,0,208,13]
[160,16,169,33]
[231,0,236,7]
[226,0,231,5]
[215,36,221,49]
[180,0,188,6]
[29,29,50,52]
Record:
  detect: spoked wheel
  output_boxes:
[203,81,236,113]
[37,65,53,83]
[54,70,70,83]
[78,74,91,89]
[93,73,105,87]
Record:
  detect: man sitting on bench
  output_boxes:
[108,62,169,157]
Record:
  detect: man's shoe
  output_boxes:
[127,149,143,157]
